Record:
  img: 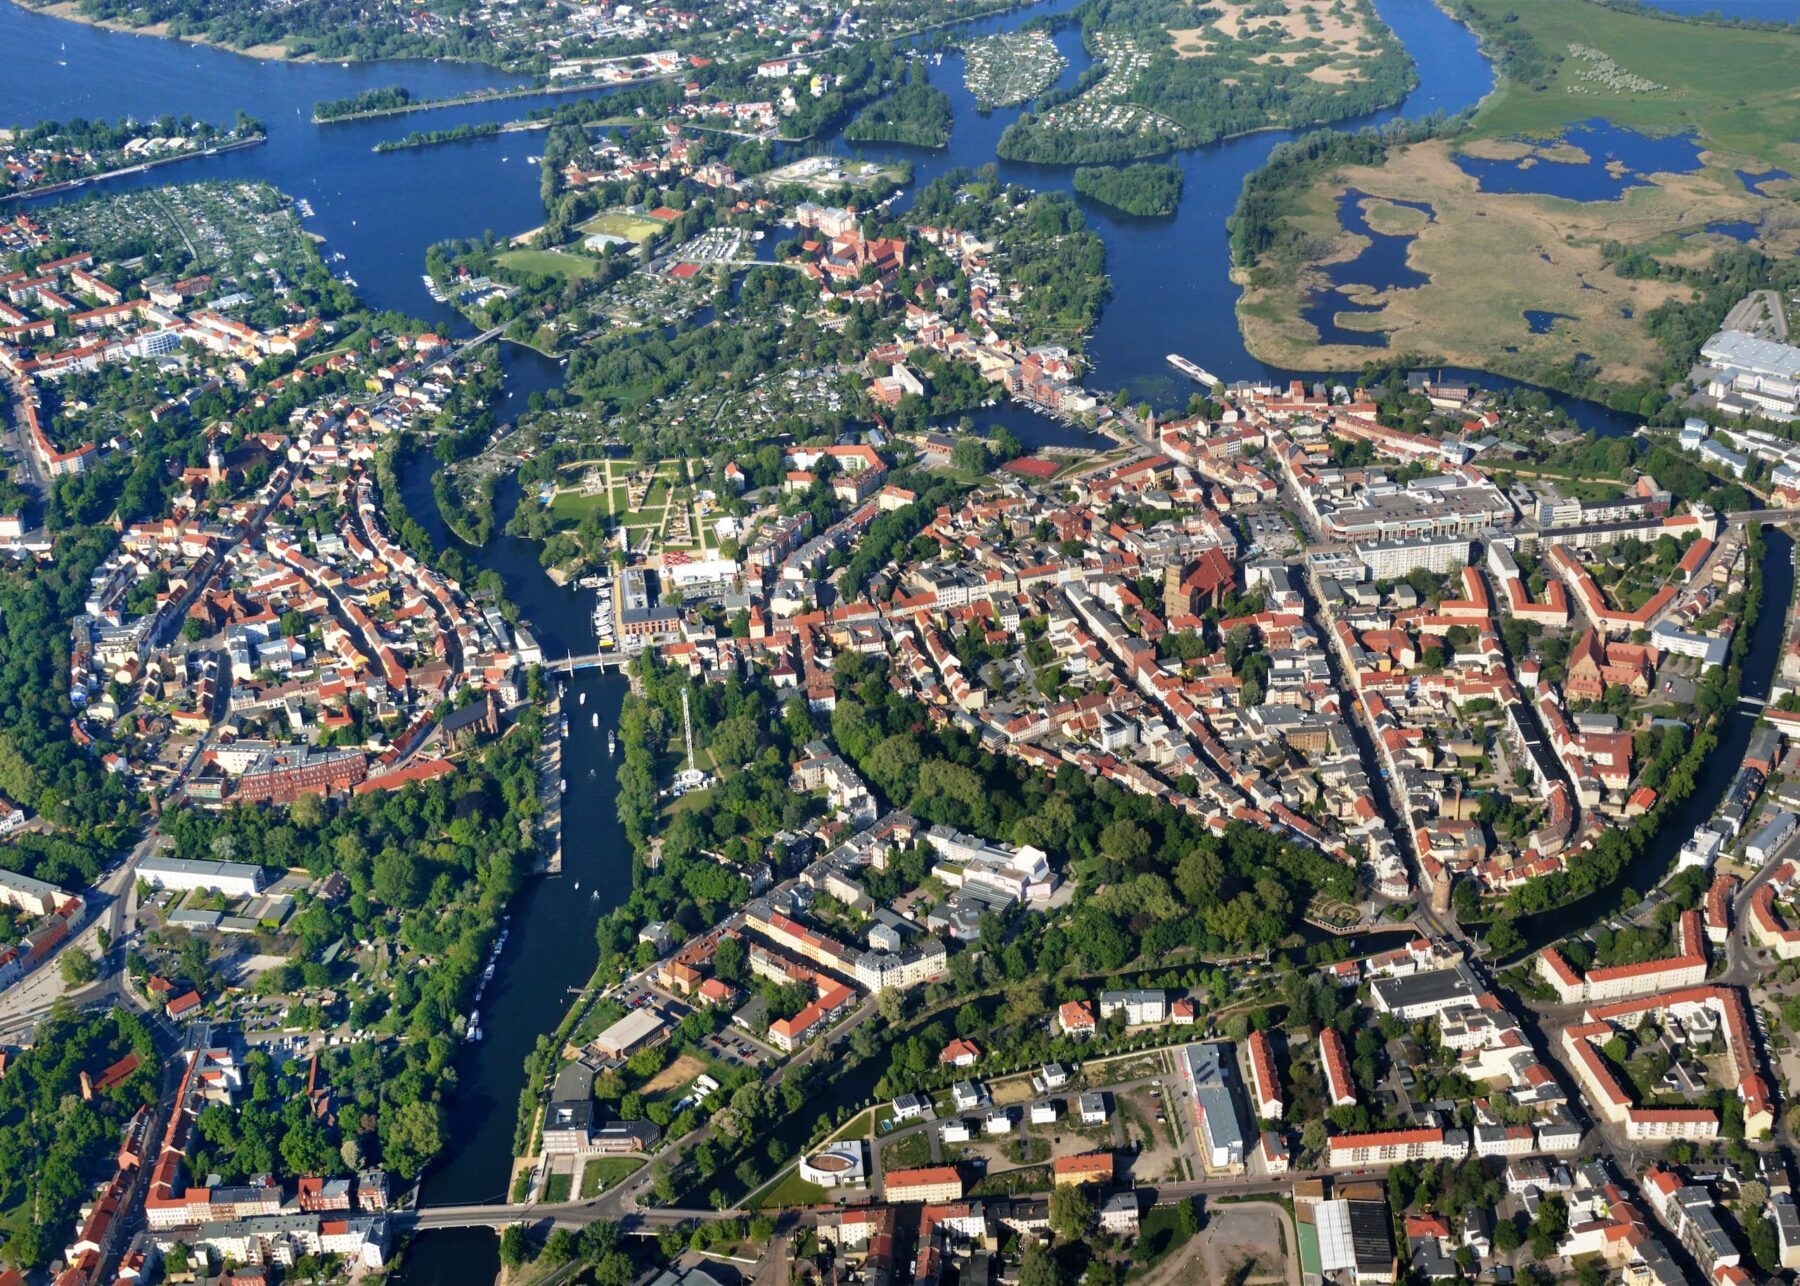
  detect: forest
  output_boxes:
[1072,161,1183,216]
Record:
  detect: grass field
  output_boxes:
[549,490,610,520]
[578,211,664,244]
[747,1166,830,1210]
[496,248,603,280]
[542,1172,572,1203]
[580,1157,644,1197]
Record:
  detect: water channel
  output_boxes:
[5,0,1795,1275]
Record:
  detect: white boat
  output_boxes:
[1166,353,1221,388]
[608,731,617,755]
[559,778,567,793]
[591,713,598,728]
[574,881,580,891]
[579,692,586,706]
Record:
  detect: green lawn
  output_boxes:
[549,490,611,521]
[580,1157,644,1197]
[496,248,604,281]
[747,1166,830,1210]
[542,1172,573,1203]
[1464,0,1800,165]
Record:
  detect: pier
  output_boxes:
[537,696,564,875]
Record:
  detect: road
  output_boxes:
[0,827,166,1042]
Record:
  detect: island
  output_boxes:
[997,0,1416,163]
[1073,160,1183,215]
[963,28,1068,109]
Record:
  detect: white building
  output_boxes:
[137,855,267,898]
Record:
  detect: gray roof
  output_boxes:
[1702,329,1800,380]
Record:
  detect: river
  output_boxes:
[0,0,1773,1276]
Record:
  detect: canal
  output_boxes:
[1513,527,1798,953]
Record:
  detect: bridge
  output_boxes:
[401,1202,730,1235]
[545,652,630,674]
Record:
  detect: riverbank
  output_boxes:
[23,0,304,61]
[0,133,267,202]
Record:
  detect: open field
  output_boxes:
[1461,0,1800,166]
[640,1050,709,1098]
[1234,0,1800,392]
[1170,0,1377,85]
[1238,140,1725,385]
[495,248,603,280]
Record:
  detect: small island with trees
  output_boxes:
[843,79,954,149]
[1073,162,1183,216]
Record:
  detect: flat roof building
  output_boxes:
[138,855,267,898]
[1179,1042,1250,1173]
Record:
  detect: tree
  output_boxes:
[499,1224,529,1269]
[60,947,97,987]
[1493,1217,1521,1254]
[1019,1239,1062,1286]
[1049,1184,1094,1239]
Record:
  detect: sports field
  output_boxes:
[495,248,603,280]
[578,210,664,244]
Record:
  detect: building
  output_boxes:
[884,1166,963,1203]
[1320,1028,1358,1109]
[1368,962,1484,1021]
[1246,1030,1284,1121]
[1098,989,1166,1026]
[593,1009,668,1058]
[1327,1128,1467,1169]
[1179,1042,1250,1172]
[798,1142,868,1189]
[1050,1152,1115,1187]
[137,854,267,898]
[1536,911,1706,1004]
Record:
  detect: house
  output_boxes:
[884,1166,963,1203]
[940,1038,981,1068]
[1051,1152,1114,1187]
[1078,1091,1108,1125]
[1057,1000,1097,1037]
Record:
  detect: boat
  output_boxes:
[560,714,569,738]
[579,692,586,706]
[574,881,580,891]
[591,713,598,728]
[1166,353,1221,388]
[559,778,567,793]
[608,731,617,755]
